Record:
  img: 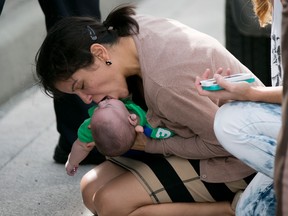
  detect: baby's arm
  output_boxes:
[65,139,95,176]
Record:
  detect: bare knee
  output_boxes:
[80,171,98,214]
[93,172,152,216]
[80,161,127,214]
[93,184,123,216]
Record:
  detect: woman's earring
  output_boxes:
[106,60,112,66]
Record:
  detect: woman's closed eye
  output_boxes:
[80,82,85,90]
[75,81,85,91]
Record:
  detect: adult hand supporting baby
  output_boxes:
[131,131,147,151]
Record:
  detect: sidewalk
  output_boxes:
[0,0,225,215]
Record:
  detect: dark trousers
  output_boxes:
[38,0,105,164]
[38,0,101,30]
[0,0,5,14]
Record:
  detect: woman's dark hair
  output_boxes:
[35,4,139,97]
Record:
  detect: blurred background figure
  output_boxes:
[38,0,106,164]
[225,0,272,86]
[0,0,5,14]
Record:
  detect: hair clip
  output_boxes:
[86,25,97,41]
[103,20,114,31]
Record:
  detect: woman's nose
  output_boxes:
[77,92,93,104]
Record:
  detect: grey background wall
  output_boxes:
[0,0,45,105]
[0,0,137,105]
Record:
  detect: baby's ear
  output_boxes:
[128,114,144,132]
[128,113,138,126]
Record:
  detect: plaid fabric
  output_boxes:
[108,154,255,204]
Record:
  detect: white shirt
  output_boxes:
[271,0,283,86]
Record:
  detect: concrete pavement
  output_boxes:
[0,0,225,215]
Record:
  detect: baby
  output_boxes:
[65,98,174,176]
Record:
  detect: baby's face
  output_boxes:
[93,99,129,120]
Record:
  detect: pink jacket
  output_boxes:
[133,15,263,183]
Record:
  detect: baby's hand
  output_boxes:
[65,161,78,176]
[135,125,144,133]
